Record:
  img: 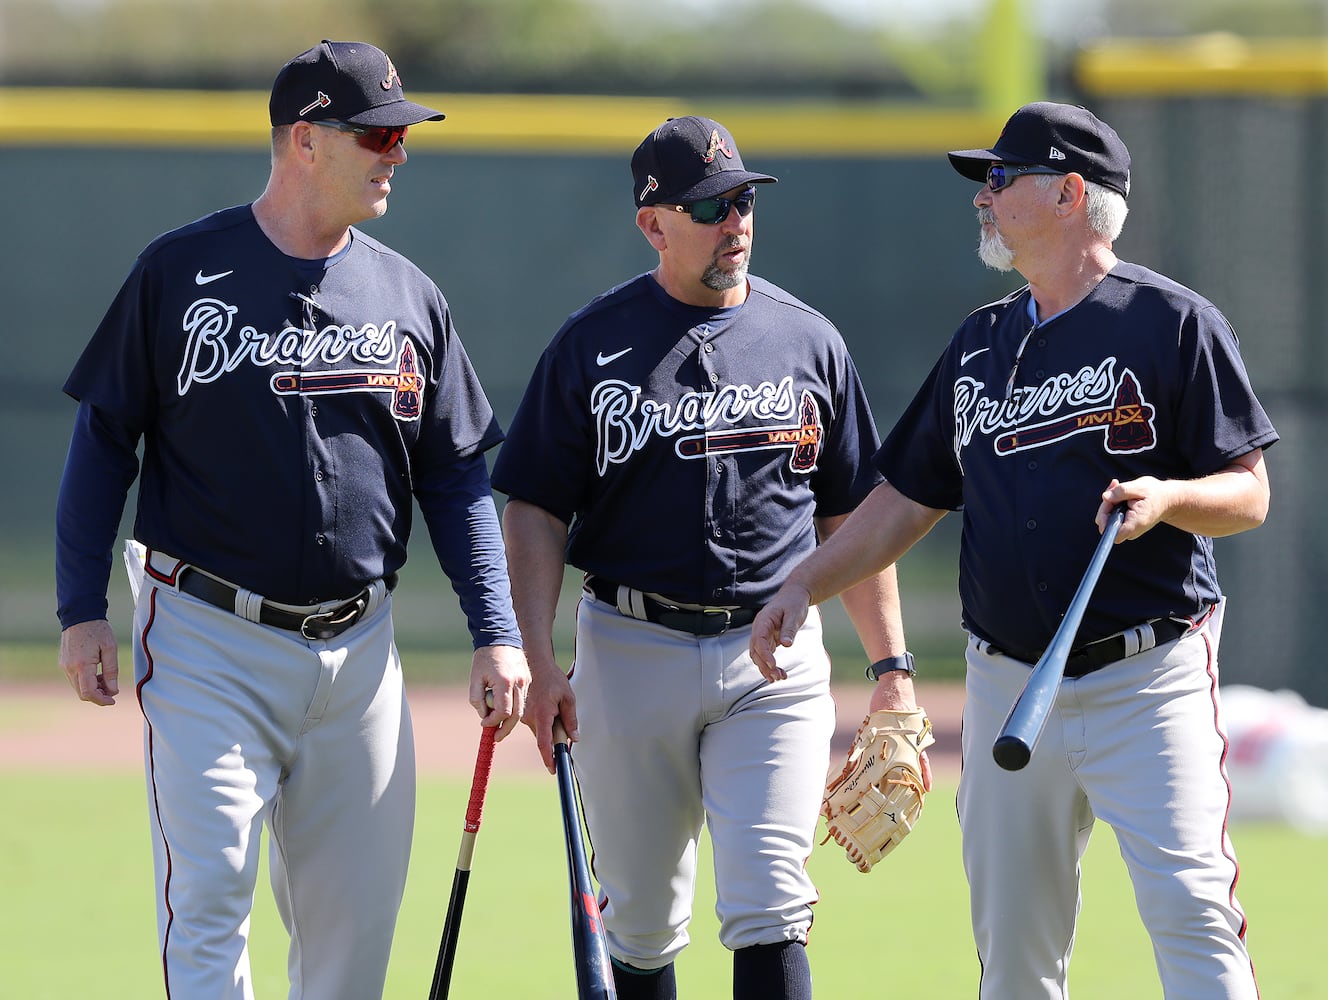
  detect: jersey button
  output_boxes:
[704,343,714,353]
[709,372,719,384]
[1038,582,1049,592]
[315,470,325,482]
[1027,460,1038,471]
[1025,519,1037,530]
[316,533,326,545]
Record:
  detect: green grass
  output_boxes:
[2,772,1321,998]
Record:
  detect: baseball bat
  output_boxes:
[552,719,618,1000]
[427,710,498,1000]
[992,505,1126,772]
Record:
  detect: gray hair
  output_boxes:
[1034,174,1128,242]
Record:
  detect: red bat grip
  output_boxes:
[464,725,497,833]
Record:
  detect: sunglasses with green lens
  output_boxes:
[668,186,757,225]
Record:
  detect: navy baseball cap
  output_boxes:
[631,116,777,207]
[269,40,445,127]
[948,102,1131,198]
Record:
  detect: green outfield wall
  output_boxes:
[3,38,1324,703]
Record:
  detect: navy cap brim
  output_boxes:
[673,170,778,205]
[947,149,1002,183]
[343,100,445,128]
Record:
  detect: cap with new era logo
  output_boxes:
[947,101,1131,198]
[269,40,445,128]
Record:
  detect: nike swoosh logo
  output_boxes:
[595,347,633,366]
[960,347,990,366]
[195,269,234,285]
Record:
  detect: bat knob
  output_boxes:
[992,735,1032,771]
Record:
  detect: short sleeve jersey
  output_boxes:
[876,261,1278,659]
[63,205,503,604]
[491,273,882,608]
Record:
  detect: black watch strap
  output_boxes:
[865,651,916,680]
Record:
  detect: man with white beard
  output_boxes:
[752,101,1276,1000]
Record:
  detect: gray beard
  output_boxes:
[702,246,749,290]
[978,228,1016,272]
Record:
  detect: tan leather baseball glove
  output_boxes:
[822,707,935,873]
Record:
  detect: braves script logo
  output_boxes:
[590,376,820,475]
[952,358,1156,463]
[176,297,423,422]
[703,128,733,163]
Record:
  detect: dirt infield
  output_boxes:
[1,681,964,776]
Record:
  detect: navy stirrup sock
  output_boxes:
[733,940,812,1000]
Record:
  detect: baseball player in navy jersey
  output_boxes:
[54,40,528,1000]
[492,116,925,999]
[752,102,1277,999]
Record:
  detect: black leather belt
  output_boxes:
[989,616,1191,678]
[585,576,757,637]
[178,568,396,640]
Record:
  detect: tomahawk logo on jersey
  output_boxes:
[270,338,424,421]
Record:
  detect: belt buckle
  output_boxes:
[300,595,366,640]
[697,608,732,635]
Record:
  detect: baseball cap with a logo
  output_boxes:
[947,102,1131,198]
[269,40,445,127]
[631,116,777,207]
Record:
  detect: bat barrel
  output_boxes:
[991,733,1032,771]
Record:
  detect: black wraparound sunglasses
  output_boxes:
[986,163,1065,192]
[667,186,757,225]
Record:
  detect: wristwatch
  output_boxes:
[865,651,916,680]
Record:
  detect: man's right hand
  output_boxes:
[749,583,813,682]
[521,659,577,775]
[59,619,119,706]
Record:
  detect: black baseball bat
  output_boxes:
[552,720,619,1000]
[428,719,498,999]
[992,505,1127,772]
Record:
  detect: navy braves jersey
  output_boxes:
[491,273,883,608]
[876,260,1278,659]
[61,205,510,621]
